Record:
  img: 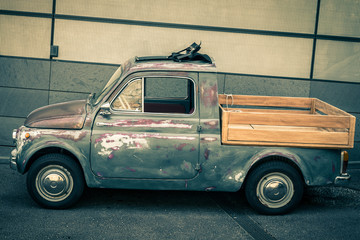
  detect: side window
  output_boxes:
[111,77,195,114]
[111,79,142,111]
[144,77,195,114]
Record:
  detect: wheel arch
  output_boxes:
[25,147,82,173]
[242,154,306,190]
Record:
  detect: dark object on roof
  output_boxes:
[135,42,212,63]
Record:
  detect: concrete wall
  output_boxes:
[1,0,359,166]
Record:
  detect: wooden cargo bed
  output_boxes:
[219,94,356,149]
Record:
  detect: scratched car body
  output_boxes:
[10,55,352,214]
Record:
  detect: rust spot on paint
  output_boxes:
[201,83,218,107]
[176,143,187,151]
[204,148,210,160]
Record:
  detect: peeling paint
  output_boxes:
[95,133,150,157]
[234,172,243,182]
[201,137,217,142]
[205,186,216,191]
[203,120,219,129]
[98,119,193,129]
[201,83,218,107]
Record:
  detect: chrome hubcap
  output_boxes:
[35,165,73,202]
[256,172,294,208]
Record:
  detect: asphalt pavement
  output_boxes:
[1,162,360,240]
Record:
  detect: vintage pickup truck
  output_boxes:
[10,44,356,214]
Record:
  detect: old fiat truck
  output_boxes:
[10,46,356,214]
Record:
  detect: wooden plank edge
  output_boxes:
[227,111,351,128]
[221,139,354,149]
[218,94,314,109]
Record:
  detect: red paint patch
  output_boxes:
[125,167,136,172]
[204,149,210,160]
[176,143,187,151]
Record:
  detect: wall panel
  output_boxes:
[56,0,317,34]
[49,91,89,105]
[224,75,310,97]
[50,61,118,93]
[0,57,50,89]
[0,0,52,13]
[0,87,48,118]
[0,117,25,146]
[318,0,360,37]
[310,81,360,113]
[53,19,313,78]
[313,40,360,83]
[0,15,51,58]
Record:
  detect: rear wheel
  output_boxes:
[245,161,304,215]
[27,154,84,209]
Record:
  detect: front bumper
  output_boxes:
[10,149,18,170]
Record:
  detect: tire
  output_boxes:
[27,154,85,209]
[244,161,304,215]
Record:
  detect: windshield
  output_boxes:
[94,66,123,105]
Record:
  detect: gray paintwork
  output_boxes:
[11,58,346,192]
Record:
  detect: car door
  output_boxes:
[90,72,200,179]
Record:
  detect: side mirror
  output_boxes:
[100,102,111,116]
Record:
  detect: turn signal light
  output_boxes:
[25,133,30,139]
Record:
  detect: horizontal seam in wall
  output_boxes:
[0,86,48,91]
[0,115,26,119]
[1,10,360,43]
[0,144,15,148]
[49,89,90,94]
[0,85,91,95]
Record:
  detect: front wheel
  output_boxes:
[27,154,84,209]
[244,161,304,215]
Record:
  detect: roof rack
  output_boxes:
[135,42,212,64]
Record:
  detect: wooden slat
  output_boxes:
[228,112,350,128]
[315,99,350,116]
[220,106,229,142]
[222,139,352,149]
[227,128,349,146]
[224,108,311,115]
[219,94,313,109]
[348,116,356,148]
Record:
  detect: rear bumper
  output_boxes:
[334,173,351,185]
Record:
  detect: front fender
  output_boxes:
[16,129,91,176]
